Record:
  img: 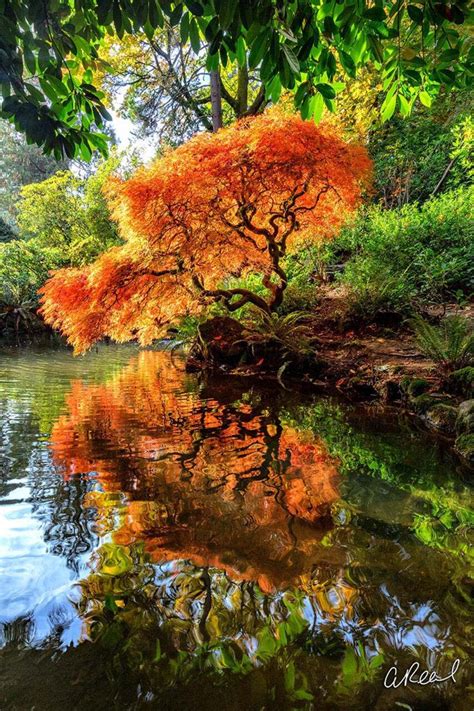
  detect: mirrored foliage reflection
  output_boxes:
[0,346,472,710]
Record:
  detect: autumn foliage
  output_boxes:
[40,110,371,352]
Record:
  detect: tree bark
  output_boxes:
[210,70,223,132]
[237,63,248,116]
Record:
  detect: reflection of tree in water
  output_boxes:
[29,472,97,572]
[43,350,473,708]
[71,535,472,710]
[51,350,340,591]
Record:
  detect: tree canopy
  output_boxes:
[40,110,371,352]
[1,1,472,158]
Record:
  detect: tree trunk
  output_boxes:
[210,70,223,132]
[237,63,248,116]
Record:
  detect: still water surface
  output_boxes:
[0,345,472,710]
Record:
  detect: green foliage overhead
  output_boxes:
[1,1,472,158]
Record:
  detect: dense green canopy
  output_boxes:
[0,1,472,158]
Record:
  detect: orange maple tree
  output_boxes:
[40,110,371,352]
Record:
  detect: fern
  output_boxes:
[410,315,474,372]
[244,310,316,359]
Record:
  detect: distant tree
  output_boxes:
[17,155,123,265]
[0,123,65,223]
[0,1,471,158]
[40,110,371,352]
[368,89,474,208]
[96,28,266,145]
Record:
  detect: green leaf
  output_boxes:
[39,78,59,102]
[236,36,246,67]
[169,3,184,27]
[23,47,36,75]
[38,46,51,72]
[338,49,355,77]
[73,34,91,57]
[363,7,387,22]
[97,0,113,24]
[189,18,201,53]
[441,48,460,62]
[282,45,300,74]
[248,30,269,69]
[294,81,308,106]
[184,0,204,17]
[315,82,336,99]
[180,12,190,44]
[407,5,424,24]
[294,689,314,701]
[381,92,397,121]
[149,1,164,28]
[419,90,432,107]
[267,74,281,102]
[312,92,324,122]
[24,83,44,104]
[398,93,410,116]
[217,0,235,29]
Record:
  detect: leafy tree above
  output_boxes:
[1,1,472,158]
[40,110,371,352]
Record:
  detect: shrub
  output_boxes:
[244,310,316,361]
[17,158,121,266]
[0,240,65,336]
[410,315,474,373]
[369,91,473,208]
[327,186,473,316]
[446,367,474,398]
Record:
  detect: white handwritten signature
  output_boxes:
[383,659,460,689]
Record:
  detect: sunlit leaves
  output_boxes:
[0,1,472,157]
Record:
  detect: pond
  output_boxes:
[0,345,472,710]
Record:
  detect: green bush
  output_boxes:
[17,157,122,267]
[328,186,473,316]
[0,240,66,335]
[369,91,473,208]
[0,151,133,338]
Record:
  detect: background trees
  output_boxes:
[40,110,371,352]
[0,152,125,337]
[96,27,265,145]
[1,1,471,157]
[0,122,65,224]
